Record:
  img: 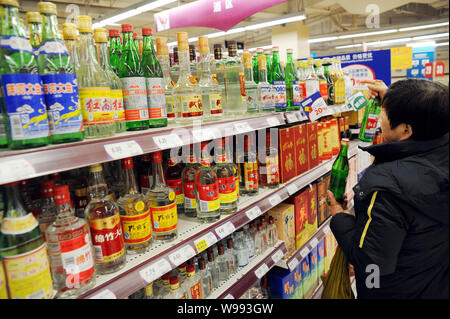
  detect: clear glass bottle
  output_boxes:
[242,50,259,114]
[189,44,198,82]
[184,264,203,299]
[297,60,306,102]
[315,59,329,101]
[147,151,178,242]
[46,185,96,298]
[258,55,275,113]
[170,47,180,84]
[26,12,41,50]
[225,237,238,274]
[76,15,114,138]
[117,157,152,254]
[206,249,220,289]
[197,257,212,298]
[238,134,259,196]
[216,242,230,282]
[234,229,249,267]
[224,40,246,116]
[198,36,223,121]
[243,224,255,258]
[214,138,238,215]
[182,144,200,217]
[156,273,171,299]
[166,275,187,299]
[343,69,354,103]
[62,23,79,70]
[156,37,175,122]
[85,164,126,274]
[195,141,221,223]
[305,58,320,98]
[37,179,57,242]
[259,130,280,189]
[285,48,301,111]
[166,150,184,215]
[335,59,346,104]
[254,223,267,255]
[108,29,122,75]
[94,28,126,133]
[267,216,278,246]
[213,44,227,113]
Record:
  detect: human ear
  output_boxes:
[399,124,413,141]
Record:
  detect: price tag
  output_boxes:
[301,92,329,122]
[245,206,262,221]
[215,221,236,239]
[267,116,280,126]
[287,257,299,271]
[104,140,143,160]
[234,121,252,134]
[323,225,331,234]
[285,112,298,123]
[153,133,183,149]
[286,183,298,196]
[271,249,285,264]
[194,232,218,254]
[168,245,196,267]
[224,294,235,299]
[255,263,269,279]
[347,91,367,111]
[0,159,36,184]
[299,247,310,259]
[192,128,220,142]
[268,194,281,207]
[140,258,172,284]
[89,289,116,299]
[309,238,319,249]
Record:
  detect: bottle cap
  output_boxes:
[142,27,152,36]
[156,37,168,55]
[257,47,263,53]
[257,223,263,231]
[53,185,71,205]
[287,48,293,54]
[227,238,234,249]
[77,15,92,33]
[109,29,120,37]
[26,12,42,23]
[63,23,77,40]
[272,46,279,52]
[242,51,253,69]
[121,24,133,33]
[198,36,209,54]
[89,163,103,173]
[218,244,225,255]
[38,2,57,15]
[170,276,179,285]
[179,262,186,269]
[162,273,171,280]
[94,28,108,43]
[40,180,55,199]
[121,157,134,169]
[198,257,206,270]
[227,40,237,56]
[258,55,267,70]
[187,264,195,274]
[207,250,214,262]
[152,151,163,163]
[0,0,19,8]
[177,32,189,51]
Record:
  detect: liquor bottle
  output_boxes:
[119,24,149,131]
[37,180,57,242]
[315,59,329,101]
[177,262,187,284]
[238,134,259,196]
[0,0,50,150]
[216,243,230,282]
[62,23,79,69]
[198,36,223,121]
[224,40,246,116]
[336,59,346,104]
[258,55,275,113]
[206,249,220,289]
[77,15,115,138]
[197,257,213,298]
[253,48,263,84]
[305,58,319,99]
[133,32,139,53]
[297,60,306,102]
[242,50,259,114]
[234,229,249,267]
[173,32,203,123]
[170,47,180,84]
[323,58,334,105]
[155,273,170,299]
[142,28,167,128]
[74,185,88,218]
[328,138,349,204]
[166,276,187,299]
[26,12,42,50]
[139,153,153,194]
[243,224,255,258]
[0,181,53,299]
[266,216,278,246]
[225,238,238,274]
[166,149,184,215]
[285,49,301,111]
[85,164,126,274]
[184,264,203,299]
[182,144,200,217]
[195,141,221,223]
[156,37,175,122]
[270,47,287,112]
[214,138,238,214]
[147,151,178,242]
[144,282,154,299]
[213,44,227,111]
[259,130,280,189]
[117,157,152,254]
[264,49,273,83]
[46,185,96,298]
[359,95,382,142]
[108,29,122,75]
[189,44,198,82]
[254,223,268,255]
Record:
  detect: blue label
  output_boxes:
[37,40,69,56]
[42,74,83,135]
[0,36,33,53]
[2,73,50,140]
[272,81,287,109]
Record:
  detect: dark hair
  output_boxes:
[382,79,449,141]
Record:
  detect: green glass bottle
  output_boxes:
[26,12,42,50]
[285,48,301,111]
[328,138,349,204]
[253,48,263,84]
[38,2,84,144]
[119,24,149,131]
[265,49,273,84]
[0,0,50,150]
[142,28,167,128]
[108,29,122,75]
[359,95,382,142]
[270,46,286,112]
[323,58,334,106]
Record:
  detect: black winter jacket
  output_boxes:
[330,133,449,299]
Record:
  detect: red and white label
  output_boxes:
[424,62,434,78]
[435,61,445,77]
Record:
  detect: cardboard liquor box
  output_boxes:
[267,203,296,256]
[294,124,308,176]
[278,126,297,183]
[306,122,319,170]
[322,120,333,160]
[316,174,330,227]
[286,189,309,250]
[317,238,325,279]
[330,118,340,156]
[338,116,346,138]
[293,263,303,299]
[309,245,319,293]
[306,183,318,239]
[323,174,332,220]
[317,122,325,162]
[267,266,296,299]
[300,255,313,298]
[344,116,350,130]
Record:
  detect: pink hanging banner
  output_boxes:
[154,0,289,32]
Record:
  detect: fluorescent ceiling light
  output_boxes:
[338,29,398,39]
[248,45,274,51]
[335,43,362,49]
[399,21,449,32]
[412,32,449,41]
[309,36,338,43]
[407,40,436,48]
[366,37,412,46]
[436,41,449,47]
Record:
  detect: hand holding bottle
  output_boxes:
[326,190,353,217]
[361,79,388,100]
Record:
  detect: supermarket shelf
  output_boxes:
[0,112,285,185]
[208,241,287,299]
[284,104,348,124]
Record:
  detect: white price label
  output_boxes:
[285,112,298,123]
[215,221,236,239]
[308,96,329,122]
[255,263,269,279]
[89,289,116,299]
[286,183,298,196]
[267,116,280,126]
[194,232,218,254]
[323,225,331,234]
[104,140,143,160]
[271,249,284,264]
[309,238,319,249]
[300,247,310,258]
[268,194,281,207]
[192,128,220,142]
[245,206,262,221]
[287,257,299,271]
[140,258,172,284]
[0,159,36,184]
[153,133,183,149]
[168,245,196,267]
[224,294,235,299]
[234,121,252,134]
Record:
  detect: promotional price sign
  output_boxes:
[346,91,368,111]
[406,46,435,79]
[435,61,445,77]
[300,92,328,122]
[424,62,434,78]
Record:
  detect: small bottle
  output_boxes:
[108,29,122,75]
[238,135,259,196]
[242,50,259,114]
[165,150,184,215]
[147,151,178,242]
[225,238,238,274]
[234,229,249,267]
[267,216,279,246]
[37,180,57,242]
[213,44,227,112]
[285,48,301,111]
[156,37,176,122]
[224,40,246,116]
[189,44,198,82]
[197,257,213,298]
[166,276,187,299]
[216,243,230,282]
[270,46,287,112]
[207,249,220,289]
[46,185,96,298]
[156,273,171,299]
[254,223,267,255]
[214,138,238,215]
[139,153,153,194]
[26,12,42,50]
[305,58,320,98]
[182,144,200,217]
[259,130,280,189]
[257,55,275,113]
[195,141,221,223]
[184,264,203,299]
[85,164,126,274]
[170,47,180,84]
[315,59,329,101]
[243,224,255,258]
[144,282,154,299]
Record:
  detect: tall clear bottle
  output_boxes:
[198,36,223,121]
[119,24,149,131]
[94,28,126,134]
[242,50,259,114]
[305,58,320,98]
[258,55,275,113]
[259,130,280,189]
[315,59,328,101]
[214,138,238,215]
[173,32,203,123]
[26,12,42,50]
[76,15,114,138]
[37,179,57,242]
[197,257,212,298]
[206,249,220,289]
[266,216,278,246]
[156,37,175,122]
[225,237,238,274]
[297,60,306,102]
[108,29,122,75]
[189,44,198,82]
[285,48,301,111]
[170,47,180,84]
[142,28,167,128]
[224,41,246,116]
[335,59,346,104]
[184,264,203,299]
[62,23,79,69]
[238,134,259,196]
[213,44,227,113]
[182,144,200,217]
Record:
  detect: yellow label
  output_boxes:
[176,194,184,205]
[3,243,53,299]
[79,87,114,125]
[209,93,222,114]
[1,213,39,235]
[169,192,176,202]
[120,210,152,244]
[166,95,174,115]
[0,263,8,299]
[150,202,178,234]
[219,191,237,204]
[179,95,203,117]
[195,239,208,254]
[144,283,153,296]
[111,89,126,122]
[135,201,145,212]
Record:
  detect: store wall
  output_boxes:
[271,21,310,62]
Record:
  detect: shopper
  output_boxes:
[327,78,449,299]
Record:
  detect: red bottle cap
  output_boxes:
[40,180,55,199]
[179,262,186,269]
[162,273,171,280]
[53,185,71,205]
[121,157,134,169]
[121,24,133,33]
[257,223,263,231]
[142,27,152,36]
[152,151,162,163]
[109,29,120,37]
[170,276,179,285]
[187,264,195,273]
[269,216,275,224]
[133,32,138,40]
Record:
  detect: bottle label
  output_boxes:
[120,209,152,244]
[218,176,238,204]
[298,80,306,101]
[318,79,328,100]
[327,81,335,104]
[236,248,249,267]
[293,81,302,106]
[239,72,246,101]
[167,178,184,205]
[209,93,223,114]
[1,73,50,141]
[166,95,175,118]
[121,77,149,121]
[305,80,318,99]
[0,263,7,299]
[1,213,39,235]
[183,182,197,209]
[2,243,53,299]
[0,35,33,53]
[150,202,177,234]
[89,213,125,263]
[37,40,69,55]
[244,87,259,112]
[244,162,259,190]
[197,182,220,212]
[189,280,203,299]
[262,156,280,184]
[260,86,274,111]
[111,89,126,123]
[79,87,114,126]
[146,78,167,119]
[42,73,83,135]
[180,95,203,118]
[272,81,287,109]
[364,113,379,139]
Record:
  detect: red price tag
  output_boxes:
[424,62,434,78]
[435,61,445,77]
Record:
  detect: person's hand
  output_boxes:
[361,79,388,100]
[327,190,353,217]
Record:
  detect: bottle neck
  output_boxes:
[123,31,135,53]
[88,170,109,199]
[1,5,23,37]
[258,68,268,83]
[96,41,112,71]
[29,22,42,48]
[179,49,192,78]
[55,202,75,220]
[79,32,98,64]
[123,167,139,195]
[41,12,59,42]
[158,53,172,86]
[151,160,167,187]
[65,38,79,68]
[244,62,254,82]
[339,141,349,157]
[5,184,28,217]
[287,53,294,66]
[199,52,213,82]
[143,35,155,54]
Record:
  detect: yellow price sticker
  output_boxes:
[195,239,208,254]
[169,192,176,202]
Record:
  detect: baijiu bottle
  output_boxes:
[285,48,301,111]
[270,47,286,112]
[170,47,180,84]
[26,12,42,50]
[62,23,79,69]
[156,37,175,122]
[258,55,275,113]
[328,138,349,204]
[214,138,238,215]
[264,49,273,83]
[359,95,382,142]
[38,2,84,144]
[182,144,200,218]
[253,48,263,84]
[213,44,226,113]
[108,29,122,75]
[242,50,259,114]
[224,41,246,116]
